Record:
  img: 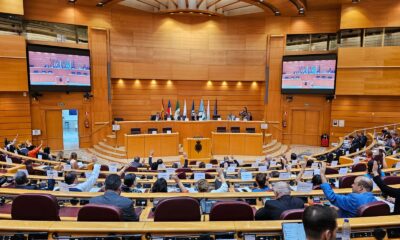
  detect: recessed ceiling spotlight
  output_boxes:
[274,11,281,16]
[96,2,104,7]
[352,0,360,3]
[68,0,77,3]
[298,7,305,15]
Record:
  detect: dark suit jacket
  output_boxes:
[255,195,304,220]
[89,190,138,221]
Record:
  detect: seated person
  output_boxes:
[255,181,305,220]
[358,132,368,148]
[150,112,161,121]
[130,156,144,168]
[227,113,236,121]
[27,140,43,158]
[14,171,55,190]
[295,161,323,190]
[54,160,100,192]
[39,147,52,160]
[121,173,142,193]
[303,205,338,240]
[69,152,79,169]
[252,173,271,192]
[173,168,228,193]
[55,151,64,162]
[18,143,29,156]
[319,162,376,218]
[148,150,165,170]
[151,178,168,193]
[198,162,206,168]
[365,158,385,179]
[219,156,239,168]
[89,174,139,221]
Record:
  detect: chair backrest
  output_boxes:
[148,128,158,134]
[78,204,122,221]
[114,117,124,122]
[177,171,187,179]
[352,163,367,172]
[216,127,227,133]
[189,160,197,165]
[383,176,400,185]
[209,159,218,165]
[11,194,60,221]
[357,201,390,217]
[209,201,254,221]
[230,127,240,133]
[100,165,109,171]
[325,167,339,175]
[125,166,138,172]
[339,175,358,188]
[245,128,255,133]
[162,127,172,133]
[213,115,221,120]
[130,128,141,134]
[154,197,201,222]
[176,168,193,173]
[280,209,304,220]
[11,156,22,164]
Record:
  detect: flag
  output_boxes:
[174,100,180,120]
[161,99,165,120]
[206,100,210,120]
[198,99,205,120]
[191,100,195,117]
[167,100,172,117]
[182,100,187,119]
[214,99,218,117]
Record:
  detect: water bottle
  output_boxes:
[342,218,351,240]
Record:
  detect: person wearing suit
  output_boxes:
[89,174,139,221]
[255,182,305,220]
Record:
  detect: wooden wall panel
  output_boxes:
[336,47,400,96]
[89,28,112,145]
[111,79,264,121]
[330,96,400,142]
[0,93,31,142]
[341,0,400,29]
[0,35,28,92]
[0,0,24,15]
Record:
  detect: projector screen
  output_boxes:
[281,54,337,94]
[27,44,91,92]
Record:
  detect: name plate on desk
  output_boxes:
[292,160,298,165]
[46,170,58,179]
[241,172,253,181]
[227,166,236,173]
[314,169,321,175]
[167,118,171,121]
[166,168,175,174]
[185,118,189,122]
[304,170,314,177]
[279,172,290,179]
[395,162,400,169]
[297,182,313,193]
[235,118,240,121]
[152,131,157,134]
[5,157,12,164]
[166,130,172,134]
[258,166,267,172]
[158,173,170,180]
[217,118,221,121]
[206,164,213,169]
[311,163,319,168]
[339,167,348,175]
[331,161,338,167]
[112,125,120,131]
[63,164,71,171]
[194,172,205,181]
[109,164,118,173]
[251,163,258,168]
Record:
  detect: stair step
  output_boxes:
[106,134,116,139]
[263,142,282,154]
[93,144,126,158]
[263,139,277,149]
[270,145,289,158]
[98,141,126,154]
[87,148,129,164]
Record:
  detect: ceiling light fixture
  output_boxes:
[96,2,104,7]
[68,0,77,3]
[274,11,281,16]
[298,7,305,15]
[352,0,360,3]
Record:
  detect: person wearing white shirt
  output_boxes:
[54,157,101,192]
[172,168,229,193]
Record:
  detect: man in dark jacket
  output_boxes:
[255,181,304,220]
[89,174,139,221]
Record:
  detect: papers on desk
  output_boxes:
[331,161,338,167]
[236,187,252,192]
[258,166,267,172]
[109,163,118,173]
[63,164,72,171]
[251,163,258,168]
[205,163,213,169]
[227,166,236,173]
[339,167,348,175]
[296,182,313,193]
[89,187,101,192]
[282,222,306,240]
[166,168,175,174]
[158,172,170,180]
[279,172,290,180]
[46,170,58,179]
[241,172,253,181]
[313,169,321,175]
[303,170,314,177]
[194,172,205,181]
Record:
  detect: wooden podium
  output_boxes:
[183,138,211,161]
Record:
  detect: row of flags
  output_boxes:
[161,99,218,120]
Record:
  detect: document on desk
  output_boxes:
[282,222,306,240]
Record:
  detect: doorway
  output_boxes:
[62,109,79,150]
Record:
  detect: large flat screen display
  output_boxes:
[281,54,337,94]
[27,44,91,92]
